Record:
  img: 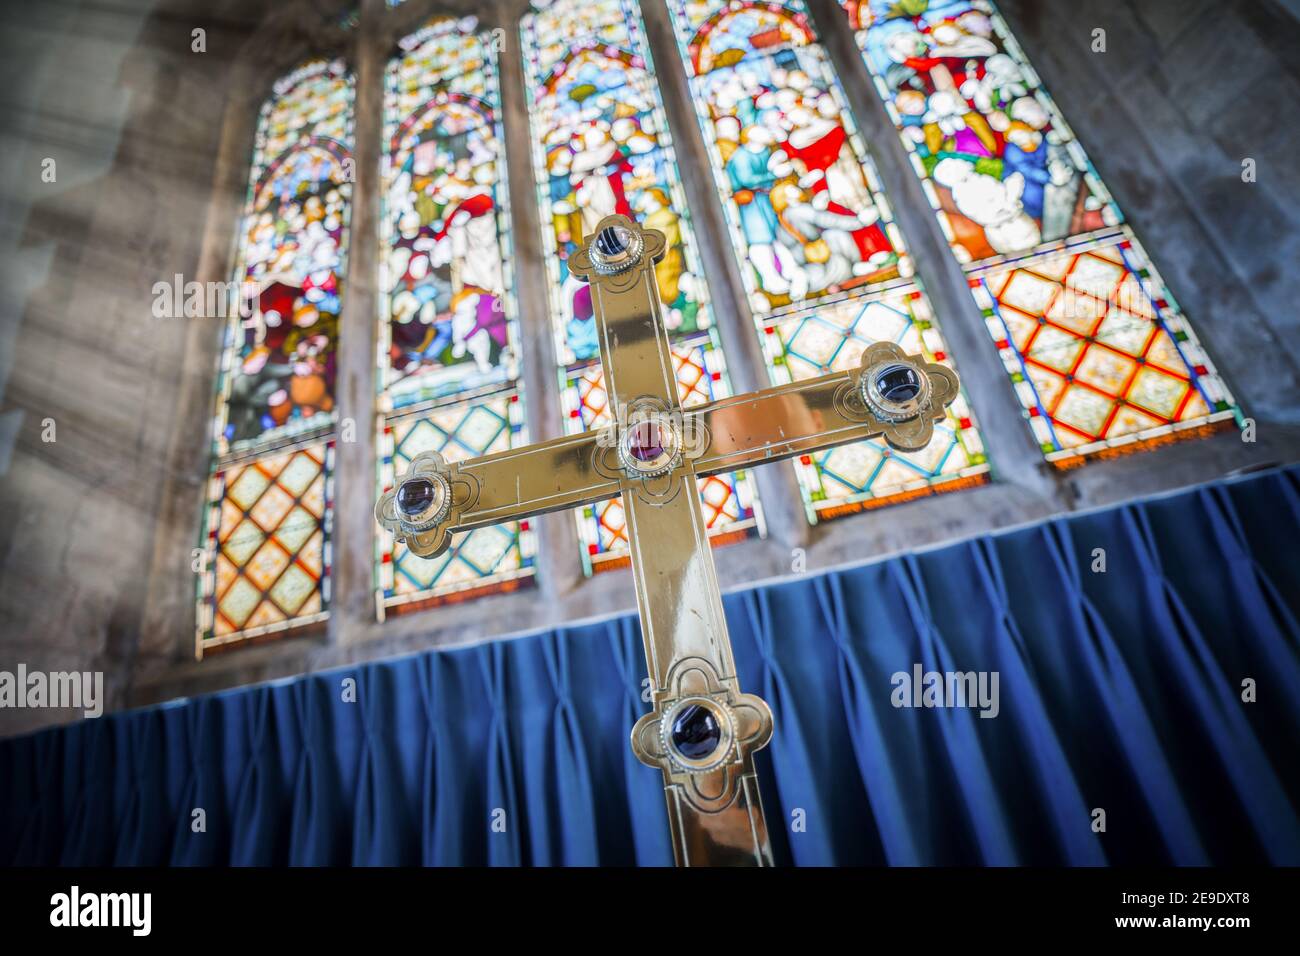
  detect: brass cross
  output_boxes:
[376,215,959,867]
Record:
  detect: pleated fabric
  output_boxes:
[2,467,1298,865]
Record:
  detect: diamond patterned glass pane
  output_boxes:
[667,0,988,521]
[378,392,536,609]
[764,291,987,518]
[842,0,1240,465]
[972,237,1237,462]
[199,442,333,648]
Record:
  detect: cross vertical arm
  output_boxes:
[568,216,776,866]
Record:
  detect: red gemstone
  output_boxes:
[627,421,665,462]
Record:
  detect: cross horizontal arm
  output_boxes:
[688,371,869,476]
[687,350,957,477]
[453,431,620,530]
[375,430,622,558]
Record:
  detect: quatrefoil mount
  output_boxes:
[567,214,667,293]
[631,657,773,814]
[842,341,960,452]
[374,451,480,559]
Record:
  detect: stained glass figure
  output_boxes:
[381,17,520,409]
[522,0,761,570]
[375,17,536,610]
[842,0,1240,464]
[523,0,715,359]
[667,0,988,519]
[198,59,353,651]
[215,59,354,457]
[672,0,911,314]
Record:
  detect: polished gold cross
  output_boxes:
[376,215,959,866]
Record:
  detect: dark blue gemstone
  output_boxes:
[397,477,437,516]
[876,363,921,403]
[671,704,721,760]
[595,225,629,257]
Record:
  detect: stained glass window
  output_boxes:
[521,0,761,573]
[667,0,988,520]
[198,58,354,651]
[843,0,1240,464]
[375,17,536,613]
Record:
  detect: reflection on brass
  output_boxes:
[376,214,960,866]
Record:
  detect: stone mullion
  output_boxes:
[493,0,585,602]
[638,0,811,550]
[329,0,387,644]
